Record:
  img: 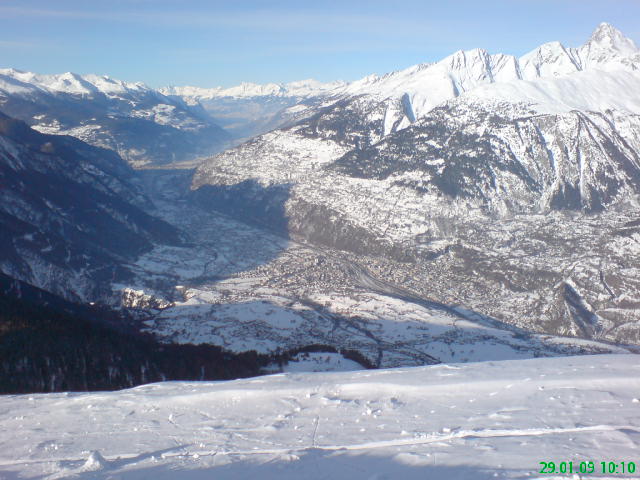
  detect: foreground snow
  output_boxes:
[1,354,639,479]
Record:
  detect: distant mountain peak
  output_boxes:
[587,22,637,52]
[0,68,153,96]
[160,79,345,100]
[578,22,638,68]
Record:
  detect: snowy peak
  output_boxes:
[0,68,154,98]
[83,74,148,95]
[334,48,524,133]
[42,71,98,95]
[337,22,640,131]
[518,23,639,80]
[347,23,638,101]
[226,79,345,98]
[587,22,638,54]
[160,23,638,140]
[443,48,491,72]
[578,22,639,68]
[0,68,229,166]
[519,41,581,79]
[159,79,347,139]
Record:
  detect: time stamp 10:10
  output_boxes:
[539,461,636,475]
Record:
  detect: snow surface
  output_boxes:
[464,69,640,114]
[266,352,364,373]
[1,354,639,479]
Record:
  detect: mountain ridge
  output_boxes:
[190,23,640,346]
[160,79,346,101]
[0,68,230,166]
[2,22,639,379]
[163,23,639,141]
[0,111,183,302]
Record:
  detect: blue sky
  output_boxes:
[0,0,638,88]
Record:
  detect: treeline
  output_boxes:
[0,277,371,394]
[0,290,271,394]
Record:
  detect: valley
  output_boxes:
[1,9,640,480]
[120,167,634,367]
[1,22,639,380]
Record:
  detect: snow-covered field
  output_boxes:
[1,354,639,479]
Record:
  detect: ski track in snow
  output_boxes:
[1,354,639,479]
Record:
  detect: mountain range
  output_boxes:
[0,69,230,166]
[2,19,640,480]
[160,79,345,140]
[1,23,639,393]
[191,23,640,345]
[166,22,640,141]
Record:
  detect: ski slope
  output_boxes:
[1,354,639,479]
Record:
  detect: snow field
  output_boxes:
[0,354,639,479]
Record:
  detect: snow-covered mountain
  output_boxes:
[0,111,183,302]
[161,79,345,139]
[306,22,640,135]
[2,354,639,479]
[162,79,345,101]
[2,23,639,395]
[0,69,230,166]
[162,23,640,143]
[191,23,640,345]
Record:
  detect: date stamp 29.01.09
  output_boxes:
[539,461,636,475]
